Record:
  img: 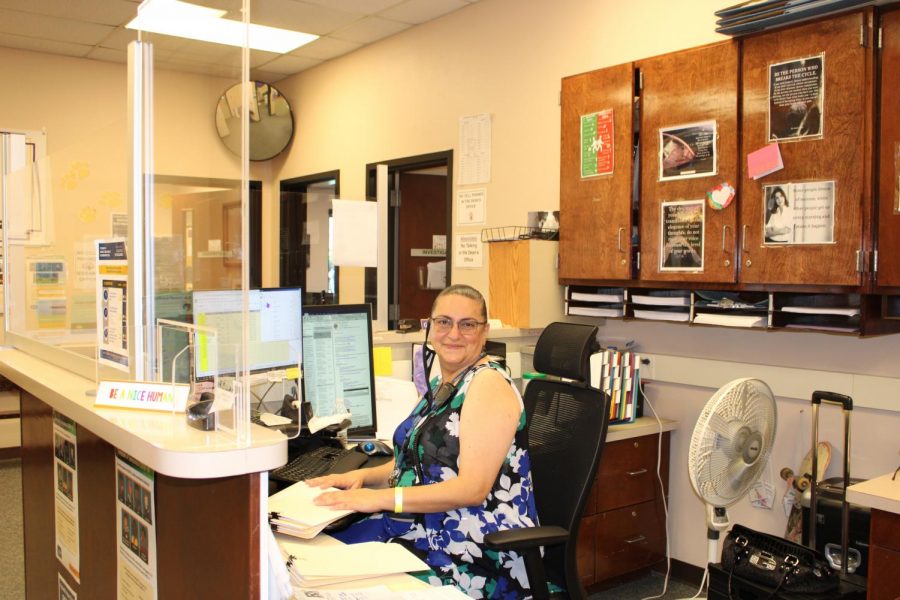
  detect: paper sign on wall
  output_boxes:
[455,234,483,269]
[332,199,377,267]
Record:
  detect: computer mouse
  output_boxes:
[357,440,393,457]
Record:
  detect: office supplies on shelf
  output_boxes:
[633,309,690,322]
[631,292,691,306]
[270,445,367,484]
[589,348,641,424]
[268,481,355,539]
[693,313,767,328]
[567,304,624,318]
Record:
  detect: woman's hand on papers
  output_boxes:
[312,487,390,514]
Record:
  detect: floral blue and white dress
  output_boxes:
[332,361,538,599]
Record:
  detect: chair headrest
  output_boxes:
[532,322,599,382]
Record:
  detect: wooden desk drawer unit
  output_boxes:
[869,509,900,600]
[577,432,670,588]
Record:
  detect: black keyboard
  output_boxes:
[270,445,367,483]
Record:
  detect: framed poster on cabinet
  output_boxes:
[660,199,705,271]
[580,109,614,178]
[768,54,824,141]
[658,120,717,181]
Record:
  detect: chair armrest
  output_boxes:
[484,525,569,552]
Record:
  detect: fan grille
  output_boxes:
[688,378,777,507]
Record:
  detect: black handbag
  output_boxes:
[720,524,838,598]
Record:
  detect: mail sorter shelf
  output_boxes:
[629,289,691,323]
[565,286,625,318]
[884,295,900,320]
[691,290,770,329]
[772,292,863,334]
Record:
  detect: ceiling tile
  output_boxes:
[0,31,92,57]
[331,16,410,45]
[0,0,138,27]
[379,0,469,25]
[251,0,359,35]
[298,0,406,16]
[289,35,361,61]
[250,49,281,68]
[0,9,115,46]
[258,53,322,75]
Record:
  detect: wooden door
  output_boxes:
[397,172,447,322]
[876,8,900,289]
[559,63,635,282]
[739,10,874,286]
[638,41,740,283]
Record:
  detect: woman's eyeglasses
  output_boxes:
[429,316,486,335]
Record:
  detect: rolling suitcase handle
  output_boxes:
[810,390,853,576]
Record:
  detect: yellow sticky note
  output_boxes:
[285,367,300,380]
[373,346,393,377]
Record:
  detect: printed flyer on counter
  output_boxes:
[116,451,158,600]
[96,240,129,371]
[53,412,80,583]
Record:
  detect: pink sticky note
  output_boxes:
[747,143,784,180]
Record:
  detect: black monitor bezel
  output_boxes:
[300,302,377,438]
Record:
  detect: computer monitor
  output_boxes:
[301,303,377,438]
[192,288,302,378]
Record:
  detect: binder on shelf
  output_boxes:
[590,349,640,425]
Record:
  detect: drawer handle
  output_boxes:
[624,535,647,544]
[625,468,648,477]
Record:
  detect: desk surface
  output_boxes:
[0,347,287,479]
[847,472,900,515]
[607,416,677,442]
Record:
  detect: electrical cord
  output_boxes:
[638,378,708,600]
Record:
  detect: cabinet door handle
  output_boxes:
[741,224,748,252]
[626,468,648,477]
[722,225,730,253]
[617,227,625,252]
[624,535,647,544]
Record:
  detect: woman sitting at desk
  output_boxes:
[308,284,537,598]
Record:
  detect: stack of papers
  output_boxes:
[280,541,429,588]
[268,481,354,540]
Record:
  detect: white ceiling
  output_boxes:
[0,0,480,82]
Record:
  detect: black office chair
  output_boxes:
[484,322,611,600]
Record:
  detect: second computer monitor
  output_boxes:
[301,303,377,438]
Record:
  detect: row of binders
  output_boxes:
[714,0,871,36]
[590,349,641,425]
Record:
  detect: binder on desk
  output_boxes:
[277,538,428,588]
[268,481,354,539]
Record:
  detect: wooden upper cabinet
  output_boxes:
[739,10,874,287]
[637,41,740,283]
[559,63,635,282]
[876,8,900,289]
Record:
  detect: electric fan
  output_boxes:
[688,377,777,574]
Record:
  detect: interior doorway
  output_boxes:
[366,151,452,329]
[279,171,339,304]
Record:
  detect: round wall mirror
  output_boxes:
[215,81,294,161]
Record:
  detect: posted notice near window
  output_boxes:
[762,181,835,245]
[53,412,81,583]
[96,240,129,371]
[455,234,483,269]
[660,200,705,272]
[581,109,614,178]
[768,54,824,142]
[116,451,158,600]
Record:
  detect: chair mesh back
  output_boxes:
[524,322,609,596]
[524,381,610,595]
[532,322,598,382]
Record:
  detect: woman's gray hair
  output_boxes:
[432,284,488,320]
